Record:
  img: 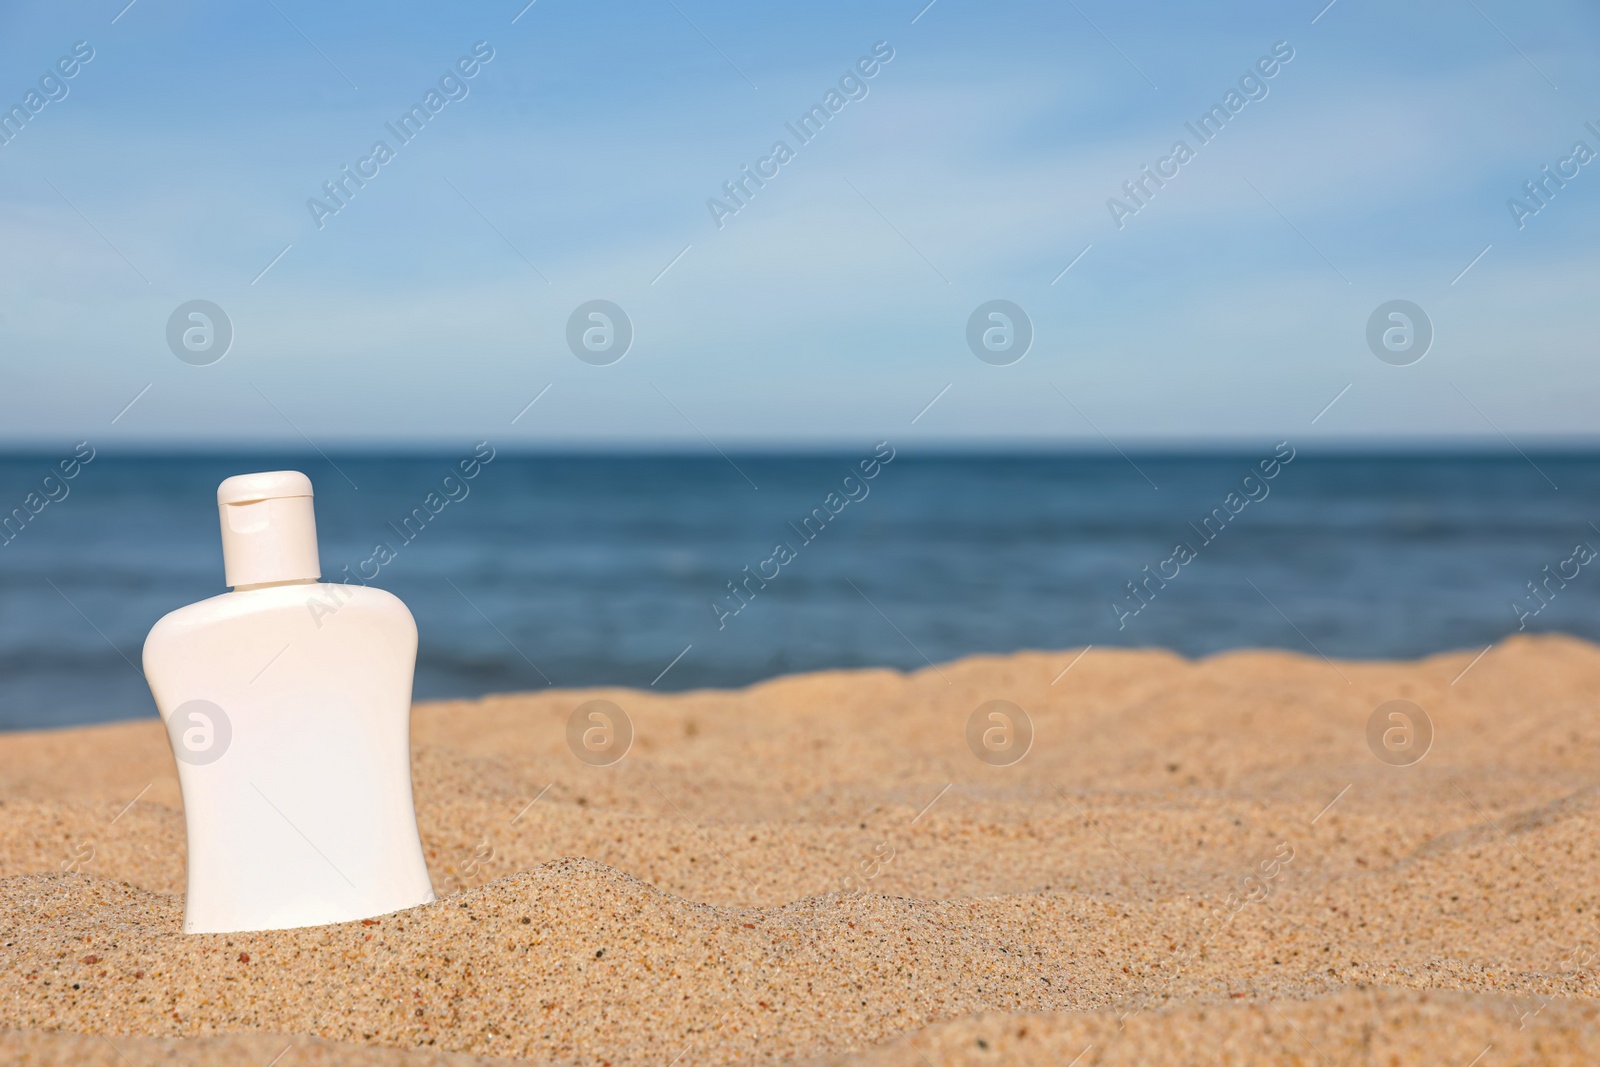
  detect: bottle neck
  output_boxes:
[232,577,319,593]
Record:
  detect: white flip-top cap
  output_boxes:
[216,471,321,588]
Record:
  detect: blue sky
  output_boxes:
[0,0,1597,447]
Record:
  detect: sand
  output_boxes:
[2,634,1598,1064]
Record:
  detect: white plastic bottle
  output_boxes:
[143,470,435,934]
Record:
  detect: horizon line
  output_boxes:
[5,437,1600,458]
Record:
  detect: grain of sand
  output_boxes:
[2,635,1598,1064]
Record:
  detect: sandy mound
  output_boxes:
[2,634,1598,1063]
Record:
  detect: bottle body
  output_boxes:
[144,581,435,933]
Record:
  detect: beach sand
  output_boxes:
[2,635,1598,1064]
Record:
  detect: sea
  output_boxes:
[1,448,1596,731]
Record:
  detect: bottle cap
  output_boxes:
[216,471,321,588]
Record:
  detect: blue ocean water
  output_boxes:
[1,448,1595,731]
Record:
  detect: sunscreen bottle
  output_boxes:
[143,470,434,933]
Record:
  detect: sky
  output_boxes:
[0,0,1597,448]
